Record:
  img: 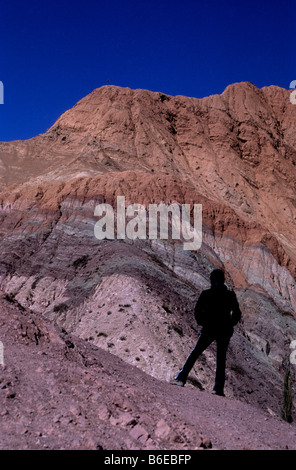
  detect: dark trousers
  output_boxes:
[176,331,231,393]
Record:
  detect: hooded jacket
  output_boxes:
[194,284,241,337]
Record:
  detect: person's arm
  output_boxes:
[194,291,206,326]
[230,291,242,326]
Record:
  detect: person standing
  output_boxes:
[170,269,242,396]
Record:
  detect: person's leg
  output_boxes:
[174,332,214,384]
[213,335,231,395]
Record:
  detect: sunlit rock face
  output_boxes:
[0,82,295,418]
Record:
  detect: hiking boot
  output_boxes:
[169,378,185,387]
[211,390,225,397]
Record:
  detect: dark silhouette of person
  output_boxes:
[170,269,241,396]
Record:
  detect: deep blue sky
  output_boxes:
[0,0,294,141]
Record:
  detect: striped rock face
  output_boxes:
[0,83,295,416]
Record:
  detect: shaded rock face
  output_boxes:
[0,81,296,430]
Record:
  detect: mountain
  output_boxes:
[0,82,296,449]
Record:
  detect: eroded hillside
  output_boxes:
[0,83,295,428]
